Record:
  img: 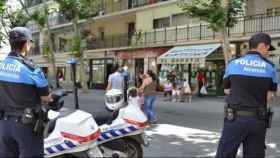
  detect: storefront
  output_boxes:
[116,47,170,86]
[85,51,115,89]
[158,43,226,96]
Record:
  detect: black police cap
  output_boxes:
[9,27,33,42]
[249,33,275,51]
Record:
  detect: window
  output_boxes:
[275,7,280,16]
[172,13,190,26]
[98,27,105,40]
[267,8,273,17]
[153,17,170,29]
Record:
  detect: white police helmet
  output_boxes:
[105,89,124,111]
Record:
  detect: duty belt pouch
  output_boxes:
[224,104,236,122]
[21,108,36,125]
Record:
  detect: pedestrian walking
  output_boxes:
[0,27,52,157]
[216,33,278,158]
[139,70,157,124]
[106,64,124,92]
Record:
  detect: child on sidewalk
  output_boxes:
[163,80,172,101]
[172,83,181,102]
[181,79,192,103]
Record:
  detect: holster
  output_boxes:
[224,104,236,122]
[21,108,47,136]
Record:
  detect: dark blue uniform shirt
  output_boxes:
[224,51,278,108]
[0,52,49,113]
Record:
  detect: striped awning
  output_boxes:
[158,43,221,65]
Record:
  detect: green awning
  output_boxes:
[158,43,222,65]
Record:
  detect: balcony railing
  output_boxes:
[101,0,170,15]
[83,14,280,50]
[27,0,171,31]
[33,13,280,55]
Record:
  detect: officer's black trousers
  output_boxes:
[216,116,266,158]
[0,118,43,158]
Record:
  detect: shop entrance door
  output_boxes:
[105,63,113,86]
[135,59,144,87]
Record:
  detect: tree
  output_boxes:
[18,0,58,87]
[55,0,100,92]
[0,0,8,46]
[179,0,244,65]
[0,0,30,48]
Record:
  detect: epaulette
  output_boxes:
[261,56,275,67]
[21,58,38,71]
[228,56,241,64]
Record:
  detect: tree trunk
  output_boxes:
[221,0,231,66]
[73,14,89,93]
[221,27,231,66]
[44,1,57,88]
[46,29,57,88]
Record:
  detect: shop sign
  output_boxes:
[84,52,105,59]
[159,58,204,65]
[116,48,170,59]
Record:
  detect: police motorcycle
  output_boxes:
[93,88,149,158]
[43,58,102,158]
[43,89,102,158]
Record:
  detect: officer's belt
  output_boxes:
[236,110,258,117]
[228,104,265,112]
[0,111,21,119]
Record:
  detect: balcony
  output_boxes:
[27,0,171,31]
[100,0,170,15]
[83,14,280,50]
[32,13,280,55]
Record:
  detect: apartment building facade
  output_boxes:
[25,0,280,91]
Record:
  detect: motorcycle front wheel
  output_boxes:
[124,139,143,158]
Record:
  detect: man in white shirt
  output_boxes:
[106,64,124,91]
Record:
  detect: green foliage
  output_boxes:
[179,0,244,31]
[54,0,100,21]
[72,35,81,57]
[55,0,100,57]
[30,9,46,29]
[42,40,50,56]
[9,10,30,28]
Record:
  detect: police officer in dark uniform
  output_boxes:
[216,33,278,158]
[0,27,52,157]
